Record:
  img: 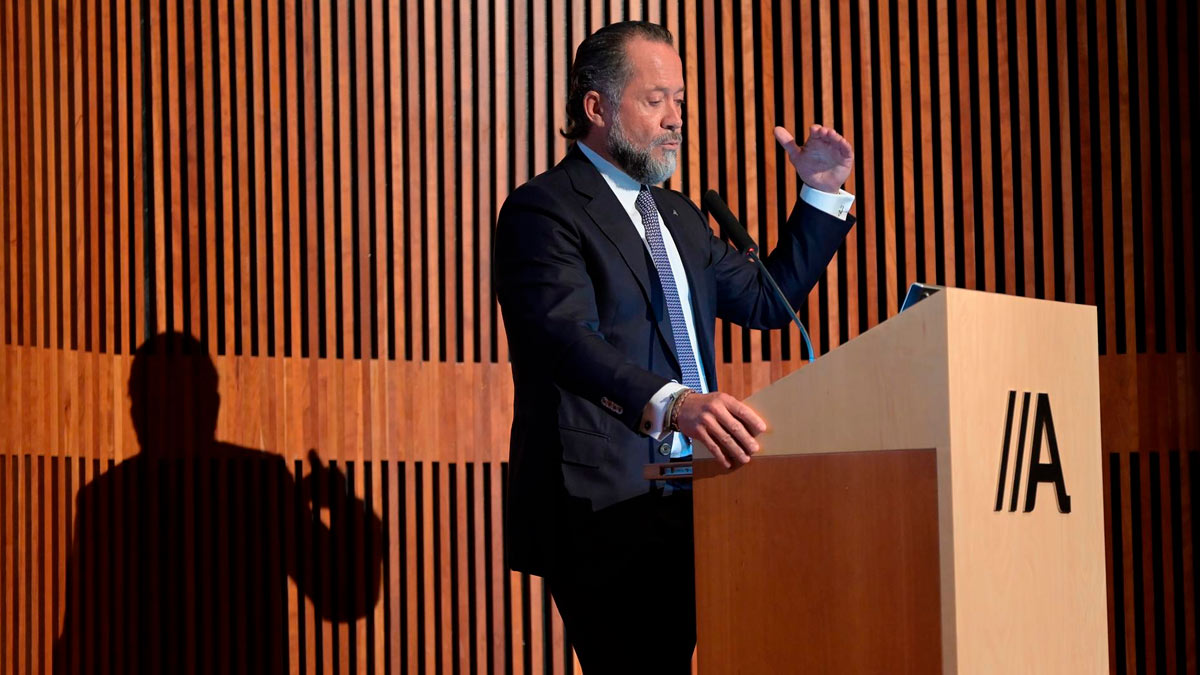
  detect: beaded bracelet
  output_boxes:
[667,389,692,433]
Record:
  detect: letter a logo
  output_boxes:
[994,391,1072,514]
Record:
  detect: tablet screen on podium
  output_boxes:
[900,282,943,313]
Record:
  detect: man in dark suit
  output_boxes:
[494,21,855,673]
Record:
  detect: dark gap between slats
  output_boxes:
[365,462,377,675]
[1085,0,1106,355]
[1168,451,1186,672]
[1045,2,1066,304]
[520,571,532,674]
[1148,453,1166,671]
[434,461,445,674]
[1108,453,1127,672]
[484,462,496,675]
[966,0,985,295]
[1103,0,1127,354]
[1022,0,1043,301]
[1066,0,1083,307]
[948,0,967,294]
[1164,2,1186,353]
[467,462,480,674]
[1129,453,1146,668]
[416,460,427,674]
[1189,451,1200,673]
[502,462,513,675]
[1003,0,1023,298]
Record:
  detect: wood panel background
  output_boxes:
[0,0,1195,672]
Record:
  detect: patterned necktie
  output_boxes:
[635,187,704,391]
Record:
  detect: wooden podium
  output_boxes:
[681,288,1108,673]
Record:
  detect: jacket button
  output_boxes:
[658,442,671,457]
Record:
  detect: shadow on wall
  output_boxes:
[52,332,384,674]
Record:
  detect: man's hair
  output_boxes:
[561,21,674,140]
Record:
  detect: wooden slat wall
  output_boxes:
[0,0,1196,673]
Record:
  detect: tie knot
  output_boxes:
[635,187,656,218]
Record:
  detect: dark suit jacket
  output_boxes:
[494,144,854,576]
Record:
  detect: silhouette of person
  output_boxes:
[54,332,383,674]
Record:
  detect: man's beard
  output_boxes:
[607,113,681,186]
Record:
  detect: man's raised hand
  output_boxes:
[774,125,854,194]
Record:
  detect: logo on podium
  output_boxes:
[994,391,1072,514]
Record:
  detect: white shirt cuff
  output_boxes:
[640,382,689,439]
[800,184,856,221]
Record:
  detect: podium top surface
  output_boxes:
[695,287,1098,459]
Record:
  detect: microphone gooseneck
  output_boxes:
[701,190,816,363]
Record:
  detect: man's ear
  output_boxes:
[583,91,608,129]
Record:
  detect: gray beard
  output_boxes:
[607,115,679,186]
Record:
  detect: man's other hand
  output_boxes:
[676,392,767,469]
[774,124,854,193]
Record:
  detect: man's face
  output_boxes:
[605,37,685,185]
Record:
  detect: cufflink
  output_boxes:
[658,441,672,456]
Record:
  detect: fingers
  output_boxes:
[712,405,759,459]
[676,391,769,468]
[694,393,765,468]
[779,124,853,159]
[693,425,748,469]
[806,124,854,159]
[693,428,732,469]
[773,126,798,152]
[724,396,767,435]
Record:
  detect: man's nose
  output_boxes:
[664,102,683,131]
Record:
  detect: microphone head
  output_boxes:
[702,190,757,255]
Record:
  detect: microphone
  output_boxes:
[701,190,757,256]
[701,190,817,363]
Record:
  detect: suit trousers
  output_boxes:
[547,489,695,674]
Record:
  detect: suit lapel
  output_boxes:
[563,147,683,374]
[563,147,653,303]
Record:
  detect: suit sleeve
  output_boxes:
[691,196,854,330]
[494,186,670,431]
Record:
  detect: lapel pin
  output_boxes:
[672,209,678,216]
